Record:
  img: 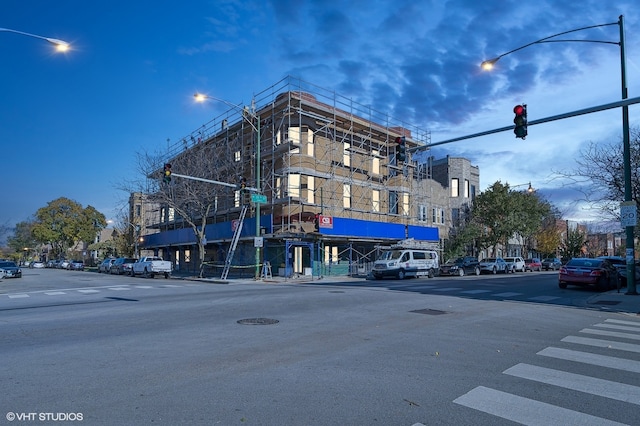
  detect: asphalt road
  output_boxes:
[1,269,639,425]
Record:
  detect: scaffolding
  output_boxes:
[154,76,450,275]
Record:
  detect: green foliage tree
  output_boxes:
[560,226,587,260]
[31,197,107,259]
[7,220,38,256]
[471,181,552,253]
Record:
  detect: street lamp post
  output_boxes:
[0,27,70,51]
[482,15,637,295]
[510,182,534,193]
[194,93,262,279]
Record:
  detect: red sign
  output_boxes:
[318,215,333,229]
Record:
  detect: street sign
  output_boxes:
[254,237,264,248]
[620,201,637,227]
[251,194,267,204]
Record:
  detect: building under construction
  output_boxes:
[139,76,478,278]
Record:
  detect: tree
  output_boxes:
[130,138,242,278]
[560,226,587,260]
[557,127,640,232]
[7,220,38,256]
[471,181,552,254]
[31,197,107,259]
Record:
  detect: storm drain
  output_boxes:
[237,318,280,325]
[410,308,448,316]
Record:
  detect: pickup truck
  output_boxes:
[131,256,172,278]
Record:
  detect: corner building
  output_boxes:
[140,77,478,277]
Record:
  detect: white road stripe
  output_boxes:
[594,323,640,332]
[134,285,153,289]
[44,292,66,295]
[504,363,640,405]
[580,328,640,341]
[108,287,131,291]
[453,386,628,426]
[77,289,100,294]
[538,347,640,374]
[8,294,29,298]
[562,335,640,353]
[605,319,640,327]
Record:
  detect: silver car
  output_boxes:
[479,257,509,274]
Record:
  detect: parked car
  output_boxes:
[98,258,116,273]
[504,256,525,273]
[58,260,70,269]
[559,257,618,291]
[68,260,84,271]
[46,260,59,268]
[541,257,563,271]
[0,260,22,278]
[524,258,542,272]
[110,257,137,275]
[479,257,509,274]
[30,260,45,268]
[439,257,480,276]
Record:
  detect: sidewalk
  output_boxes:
[586,288,640,315]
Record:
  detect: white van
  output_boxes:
[372,249,439,280]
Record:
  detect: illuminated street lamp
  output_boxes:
[194,93,263,279]
[510,182,534,193]
[0,27,70,51]
[482,16,637,295]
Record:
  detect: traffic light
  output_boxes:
[513,104,527,139]
[240,177,247,192]
[314,214,320,232]
[396,136,406,163]
[163,163,172,183]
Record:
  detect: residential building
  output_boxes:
[137,77,479,277]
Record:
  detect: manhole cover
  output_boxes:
[410,308,448,315]
[237,318,280,325]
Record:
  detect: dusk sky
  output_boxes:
[2,1,639,232]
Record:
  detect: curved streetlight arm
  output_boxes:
[0,27,70,50]
[481,20,619,69]
[194,93,258,132]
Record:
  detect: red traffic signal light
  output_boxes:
[513,104,527,139]
[163,163,172,183]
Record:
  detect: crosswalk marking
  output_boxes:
[594,323,640,332]
[77,289,100,294]
[580,327,640,341]
[604,319,640,327]
[44,291,66,295]
[453,386,628,426]
[107,287,131,291]
[562,335,640,353]
[504,363,640,405]
[538,347,640,373]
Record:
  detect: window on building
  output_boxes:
[274,177,282,199]
[372,150,380,175]
[402,193,410,216]
[464,179,470,198]
[307,176,315,204]
[372,189,380,212]
[135,205,141,217]
[307,129,314,156]
[432,207,444,224]
[418,205,427,222]
[452,208,460,225]
[288,173,300,198]
[343,184,351,208]
[343,142,351,167]
[234,150,241,162]
[389,192,399,215]
[451,178,459,197]
[168,207,175,222]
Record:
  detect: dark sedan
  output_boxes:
[110,257,137,275]
[439,257,480,276]
[0,261,22,278]
[559,257,618,291]
[68,260,84,271]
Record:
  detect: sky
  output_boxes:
[2,0,640,234]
